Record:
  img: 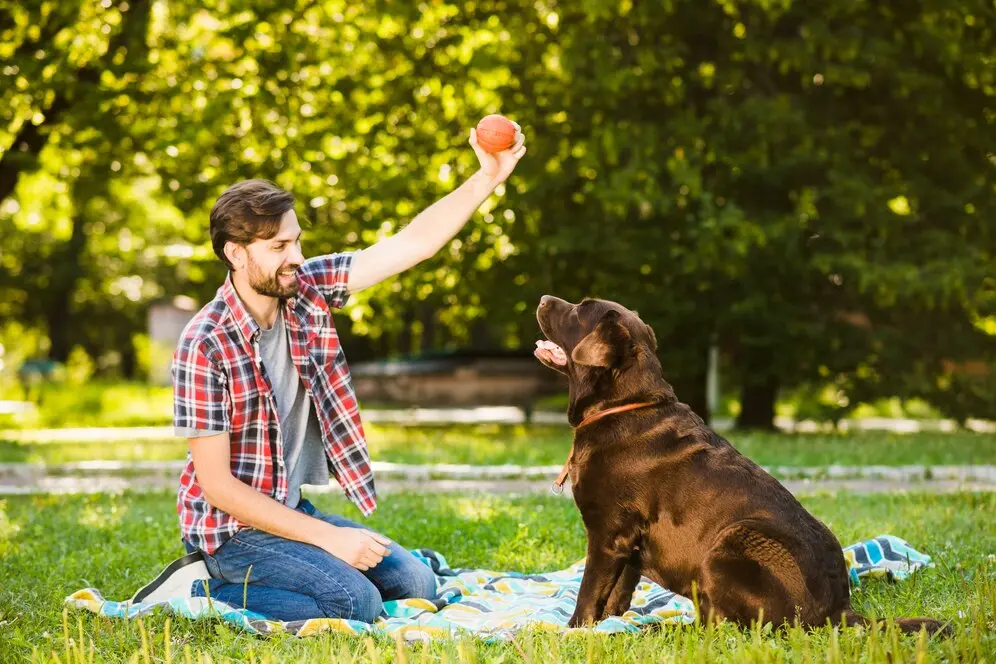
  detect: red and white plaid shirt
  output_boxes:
[172,252,376,554]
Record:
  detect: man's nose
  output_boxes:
[289,245,305,265]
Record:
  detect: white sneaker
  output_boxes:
[131,551,210,604]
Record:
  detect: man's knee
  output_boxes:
[316,580,383,623]
[408,559,438,600]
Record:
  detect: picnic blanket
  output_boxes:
[65,534,934,641]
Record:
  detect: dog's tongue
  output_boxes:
[535,339,567,366]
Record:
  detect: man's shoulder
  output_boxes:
[176,296,233,361]
[299,252,354,281]
[297,252,355,311]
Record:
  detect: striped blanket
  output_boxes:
[65,534,933,641]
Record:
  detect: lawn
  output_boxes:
[2,426,993,468]
[0,490,993,662]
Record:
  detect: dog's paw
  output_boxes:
[567,610,595,628]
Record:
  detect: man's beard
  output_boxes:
[247,254,299,298]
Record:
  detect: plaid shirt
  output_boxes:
[172,252,376,554]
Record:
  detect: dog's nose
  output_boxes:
[539,295,552,308]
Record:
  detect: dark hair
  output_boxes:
[209,179,295,270]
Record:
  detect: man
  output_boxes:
[130,125,527,622]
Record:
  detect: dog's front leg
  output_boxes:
[603,550,642,618]
[569,532,636,627]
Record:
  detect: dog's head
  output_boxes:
[535,295,666,423]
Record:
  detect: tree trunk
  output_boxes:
[670,369,709,424]
[120,336,137,379]
[736,375,779,430]
[419,304,437,352]
[470,318,493,350]
[397,306,415,356]
[659,326,712,423]
[665,337,711,423]
[44,205,88,363]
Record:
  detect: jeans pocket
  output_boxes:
[202,550,223,579]
[209,534,257,579]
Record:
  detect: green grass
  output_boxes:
[0,381,175,429]
[0,490,993,662]
[362,427,996,468]
[0,367,955,430]
[1,426,993,468]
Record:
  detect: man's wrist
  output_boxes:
[468,169,499,196]
[304,518,336,546]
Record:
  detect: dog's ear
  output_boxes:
[629,309,657,351]
[571,310,631,367]
[645,323,657,351]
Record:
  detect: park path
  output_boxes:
[1,460,993,496]
[2,408,995,442]
[3,410,992,496]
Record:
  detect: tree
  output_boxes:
[2,0,993,426]
[1,0,155,364]
[478,0,996,425]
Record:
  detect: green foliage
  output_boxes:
[0,380,173,429]
[2,0,994,423]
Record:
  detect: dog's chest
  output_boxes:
[569,443,596,488]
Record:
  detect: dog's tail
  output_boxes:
[841,610,952,637]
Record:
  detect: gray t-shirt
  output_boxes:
[176,305,329,509]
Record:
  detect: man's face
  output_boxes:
[240,210,306,299]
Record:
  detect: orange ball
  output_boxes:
[475,114,517,153]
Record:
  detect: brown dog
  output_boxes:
[535,295,948,634]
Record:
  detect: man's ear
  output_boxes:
[571,310,631,367]
[224,241,245,271]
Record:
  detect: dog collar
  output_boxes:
[551,401,659,494]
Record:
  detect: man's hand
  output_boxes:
[313,523,393,571]
[190,432,394,571]
[347,124,529,293]
[470,123,527,184]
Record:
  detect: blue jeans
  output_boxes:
[184,499,437,622]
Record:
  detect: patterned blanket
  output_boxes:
[65,534,933,641]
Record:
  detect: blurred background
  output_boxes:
[2,0,995,433]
